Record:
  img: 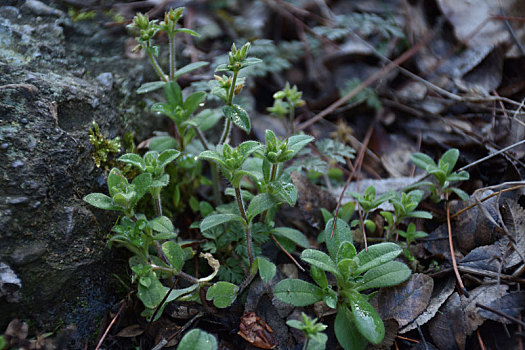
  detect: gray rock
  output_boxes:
[0,1,161,346]
[96,72,114,90]
[0,262,21,303]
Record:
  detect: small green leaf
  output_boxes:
[348,292,385,344]
[337,241,357,262]
[255,257,276,283]
[355,242,402,274]
[174,60,208,80]
[272,227,309,248]
[287,134,314,156]
[165,81,183,108]
[356,261,411,291]
[411,152,436,170]
[247,193,276,221]
[301,249,339,275]
[200,213,245,232]
[199,150,226,167]
[118,153,145,171]
[334,306,367,350]
[449,187,469,201]
[149,216,175,234]
[223,104,250,133]
[206,281,239,308]
[310,266,328,289]
[323,287,338,309]
[83,193,120,211]
[325,219,353,261]
[271,181,297,206]
[132,173,152,201]
[274,279,324,306]
[183,91,206,116]
[158,149,181,169]
[149,136,178,153]
[137,275,166,309]
[438,148,459,172]
[177,329,217,350]
[162,241,184,272]
[338,259,358,280]
[406,210,433,219]
[137,81,166,94]
[108,168,128,197]
[241,57,263,69]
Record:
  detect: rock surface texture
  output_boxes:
[0,1,150,344]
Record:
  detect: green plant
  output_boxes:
[177,329,217,350]
[268,82,305,135]
[411,148,470,202]
[199,130,313,266]
[380,189,432,239]
[349,185,394,236]
[287,313,328,350]
[274,219,411,349]
[397,223,428,261]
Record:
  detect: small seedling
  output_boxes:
[411,148,470,202]
[287,313,328,350]
[274,219,411,349]
[268,82,305,135]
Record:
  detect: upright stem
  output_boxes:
[227,70,239,105]
[289,104,295,136]
[152,191,163,217]
[211,164,221,206]
[168,34,176,81]
[260,163,278,224]
[235,186,254,266]
[218,70,240,145]
[147,49,168,82]
[218,118,232,146]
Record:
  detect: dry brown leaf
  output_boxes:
[116,324,144,338]
[238,311,277,349]
[461,284,508,334]
[400,277,456,333]
[500,200,525,268]
[372,273,434,328]
[429,292,466,350]
[478,291,525,324]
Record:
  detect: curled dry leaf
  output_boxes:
[400,277,456,333]
[238,311,278,349]
[428,292,466,350]
[500,200,525,269]
[372,273,434,328]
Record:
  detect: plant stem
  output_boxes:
[218,70,240,145]
[227,70,239,105]
[168,34,176,81]
[219,118,232,145]
[302,338,309,350]
[289,103,295,136]
[211,164,221,206]
[235,186,254,266]
[260,163,278,224]
[147,49,168,82]
[153,194,163,217]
